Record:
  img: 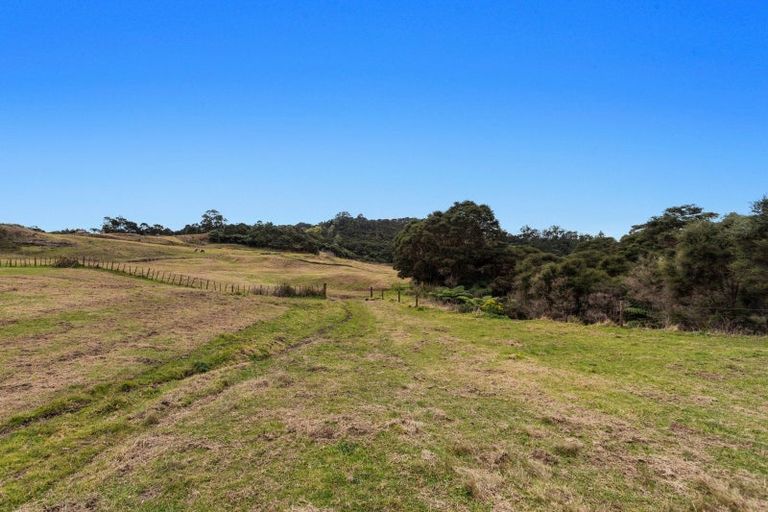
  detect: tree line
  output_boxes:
[209,212,416,262]
[100,210,227,236]
[95,210,414,263]
[393,199,768,333]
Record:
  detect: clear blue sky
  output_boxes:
[1,1,766,236]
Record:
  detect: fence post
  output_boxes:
[415,293,419,308]
[370,286,373,298]
[619,300,625,327]
[381,289,384,300]
[323,283,327,298]
[398,289,401,303]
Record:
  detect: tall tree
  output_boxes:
[200,209,227,232]
[393,201,503,286]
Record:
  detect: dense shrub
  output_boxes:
[396,198,768,332]
[53,257,80,268]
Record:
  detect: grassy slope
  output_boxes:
[0,234,767,510]
[0,227,404,292]
[0,268,287,422]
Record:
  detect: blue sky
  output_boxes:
[1,1,766,236]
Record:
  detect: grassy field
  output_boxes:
[0,227,404,293]
[1,231,767,510]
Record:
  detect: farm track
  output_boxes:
[0,299,353,511]
[0,302,349,437]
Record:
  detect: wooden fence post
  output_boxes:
[619,300,625,327]
[323,283,327,298]
[415,293,419,307]
[381,289,384,300]
[370,286,373,298]
[398,289,401,303]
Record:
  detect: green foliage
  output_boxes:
[314,212,416,262]
[393,201,504,286]
[431,287,505,316]
[509,225,595,255]
[52,257,79,268]
[479,297,505,316]
[200,209,227,232]
[213,222,321,253]
[210,212,415,262]
[191,361,211,374]
[101,216,173,235]
[398,197,768,332]
[432,286,475,304]
[272,283,325,298]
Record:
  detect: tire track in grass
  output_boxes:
[0,301,353,511]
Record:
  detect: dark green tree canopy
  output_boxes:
[393,201,504,286]
[200,209,227,232]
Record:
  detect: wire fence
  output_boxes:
[0,256,327,298]
[363,286,423,306]
[360,284,768,333]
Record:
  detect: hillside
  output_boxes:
[0,225,404,293]
[1,233,767,510]
[210,213,416,263]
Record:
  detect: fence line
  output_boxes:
[362,285,768,325]
[0,256,326,299]
[365,285,417,306]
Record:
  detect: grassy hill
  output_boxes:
[1,230,767,510]
[0,225,404,293]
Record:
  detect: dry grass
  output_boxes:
[0,267,286,422]
[1,237,767,511]
[0,227,404,294]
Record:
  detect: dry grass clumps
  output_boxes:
[456,466,504,502]
[552,438,583,458]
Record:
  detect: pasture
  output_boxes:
[0,231,766,511]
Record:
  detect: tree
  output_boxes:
[622,204,717,257]
[510,225,593,255]
[101,216,171,235]
[200,209,227,232]
[393,201,503,286]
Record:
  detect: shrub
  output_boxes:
[53,257,80,268]
[479,297,505,316]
